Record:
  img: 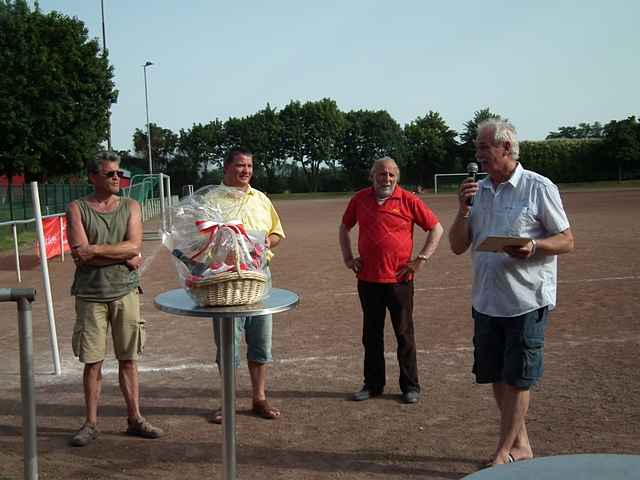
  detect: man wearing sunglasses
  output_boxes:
[66,151,163,446]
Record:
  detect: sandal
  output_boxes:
[209,408,223,424]
[480,453,516,469]
[251,399,280,420]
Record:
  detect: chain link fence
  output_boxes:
[0,183,94,222]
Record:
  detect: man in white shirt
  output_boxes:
[449,119,574,467]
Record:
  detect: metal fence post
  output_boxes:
[0,288,38,480]
[12,222,22,282]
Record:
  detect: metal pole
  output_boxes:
[159,174,166,232]
[59,215,65,263]
[165,174,172,232]
[219,317,237,480]
[12,222,22,283]
[143,62,153,174]
[101,0,112,151]
[18,296,38,480]
[0,288,38,480]
[30,182,62,375]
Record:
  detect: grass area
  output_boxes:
[0,226,36,252]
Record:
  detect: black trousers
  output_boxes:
[357,280,419,394]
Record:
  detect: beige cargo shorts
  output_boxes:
[72,289,145,363]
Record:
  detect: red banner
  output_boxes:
[35,216,70,260]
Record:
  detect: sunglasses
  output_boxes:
[101,170,125,178]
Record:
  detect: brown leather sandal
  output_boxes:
[251,400,280,420]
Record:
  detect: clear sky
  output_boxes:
[33,1,640,152]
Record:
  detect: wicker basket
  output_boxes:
[185,227,268,306]
[187,269,267,306]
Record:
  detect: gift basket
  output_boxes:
[165,185,269,306]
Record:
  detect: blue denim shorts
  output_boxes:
[472,307,548,389]
[213,314,273,368]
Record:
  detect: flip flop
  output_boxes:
[252,400,280,420]
[480,453,516,470]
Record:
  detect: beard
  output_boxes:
[374,181,396,199]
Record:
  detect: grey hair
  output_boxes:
[369,156,400,180]
[87,150,120,175]
[477,118,520,160]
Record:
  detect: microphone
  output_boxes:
[466,162,479,206]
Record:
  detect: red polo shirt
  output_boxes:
[342,186,439,283]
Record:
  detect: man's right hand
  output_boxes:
[458,178,479,211]
[345,257,362,273]
[71,244,95,264]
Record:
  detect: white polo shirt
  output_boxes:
[469,163,570,317]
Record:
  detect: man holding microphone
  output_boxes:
[449,119,574,467]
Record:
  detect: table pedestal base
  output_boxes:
[218,316,236,480]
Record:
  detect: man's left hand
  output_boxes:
[503,240,535,259]
[396,257,427,280]
[126,253,143,270]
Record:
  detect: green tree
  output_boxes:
[280,100,307,186]
[178,119,225,176]
[242,104,286,192]
[133,123,178,173]
[340,109,405,189]
[459,108,503,161]
[281,99,345,192]
[404,111,458,186]
[547,122,604,139]
[603,116,640,182]
[0,0,116,182]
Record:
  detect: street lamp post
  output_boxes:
[101,0,112,151]
[143,61,154,174]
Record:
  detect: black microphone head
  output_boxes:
[466,162,479,175]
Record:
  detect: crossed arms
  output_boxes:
[67,200,143,268]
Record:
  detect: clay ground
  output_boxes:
[0,189,639,479]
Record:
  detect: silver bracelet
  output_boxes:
[530,239,537,256]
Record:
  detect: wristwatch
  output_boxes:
[416,254,428,262]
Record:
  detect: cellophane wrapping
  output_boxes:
[164,184,270,298]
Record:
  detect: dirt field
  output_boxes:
[1,189,639,479]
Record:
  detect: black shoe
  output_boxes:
[401,390,419,404]
[351,385,383,401]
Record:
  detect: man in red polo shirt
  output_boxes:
[339,157,443,403]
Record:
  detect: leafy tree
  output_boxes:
[280,100,307,185]
[603,116,640,182]
[0,0,116,182]
[222,116,250,151]
[177,119,225,176]
[459,108,503,162]
[547,122,604,139]
[404,111,458,186]
[133,123,178,173]
[340,109,405,189]
[281,99,345,192]
[241,104,286,192]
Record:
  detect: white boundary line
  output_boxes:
[332,275,640,296]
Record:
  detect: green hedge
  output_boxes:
[519,139,610,183]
